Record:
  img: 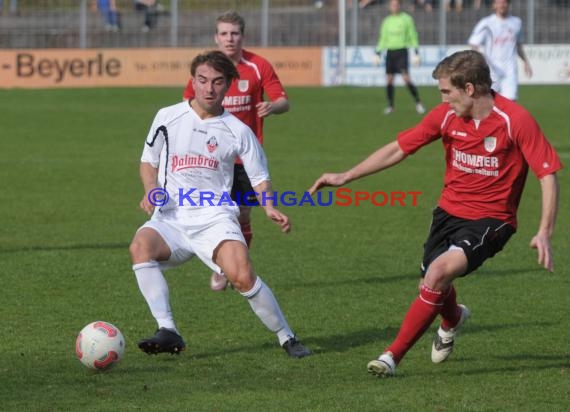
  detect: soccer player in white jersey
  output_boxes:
[184,11,290,292]
[468,0,532,101]
[129,50,311,359]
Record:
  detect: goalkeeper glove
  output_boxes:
[373,51,383,67]
[411,53,421,67]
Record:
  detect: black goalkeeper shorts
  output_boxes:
[385,48,409,75]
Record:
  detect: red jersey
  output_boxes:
[397,93,562,228]
[183,49,287,145]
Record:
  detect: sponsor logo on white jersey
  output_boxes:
[171,154,219,172]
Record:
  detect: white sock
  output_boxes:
[437,326,455,342]
[133,261,178,333]
[241,277,294,346]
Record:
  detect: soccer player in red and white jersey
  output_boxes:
[468,0,532,101]
[183,11,289,292]
[309,50,561,377]
[131,50,310,359]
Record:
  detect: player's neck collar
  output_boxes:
[189,99,223,120]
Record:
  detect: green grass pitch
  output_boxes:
[0,85,568,411]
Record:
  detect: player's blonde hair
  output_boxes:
[216,10,245,34]
[432,50,492,96]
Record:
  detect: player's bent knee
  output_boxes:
[130,227,171,263]
[129,235,159,263]
[423,267,455,291]
[228,272,256,293]
[129,239,148,262]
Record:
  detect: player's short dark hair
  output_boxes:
[432,50,492,96]
[190,50,240,86]
[216,10,245,34]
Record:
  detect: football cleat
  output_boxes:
[367,352,396,377]
[383,106,394,115]
[210,272,229,291]
[431,304,471,363]
[415,103,426,114]
[138,327,186,355]
[282,337,312,358]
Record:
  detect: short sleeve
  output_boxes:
[397,105,447,154]
[512,112,563,179]
[259,58,287,102]
[141,110,167,167]
[237,127,271,187]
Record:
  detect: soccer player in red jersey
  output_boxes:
[183,11,289,292]
[309,50,561,377]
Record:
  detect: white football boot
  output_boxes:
[210,272,228,291]
[431,304,471,363]
[367,352,396,377]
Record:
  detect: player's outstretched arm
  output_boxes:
[253,180,291,233]
[516,43,533,78]
[308,172,350,196]
[308,140,407,195]
[529,173,559,272]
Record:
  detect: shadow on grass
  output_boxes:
[455,321,557,337]
[475,266,544,277]
[427,356,570,378]
[279,266,541,291]
[0,242,129,253]
[305,326,400,354]
[108,364,178,376]
[494,353,570,362]
[279,272,419,290]
[307,321,556,355]
[173,320,558,361]
[175,327,398,360]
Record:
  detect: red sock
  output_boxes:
[385,285,446,363]
[440,285,461,330]
[241,222,253,248]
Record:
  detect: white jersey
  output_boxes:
[141,101,270,221]
[468,14,523,98]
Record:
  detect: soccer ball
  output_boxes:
[76,321,125,370]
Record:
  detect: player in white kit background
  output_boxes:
[468,0,532,101]
[129,50,311,359]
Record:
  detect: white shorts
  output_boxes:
[138,214,245,274]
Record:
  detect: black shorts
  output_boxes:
[230,164,259,206]
[421,207,516,277]
[385,49,409,75]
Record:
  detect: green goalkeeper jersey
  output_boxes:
[376,12,419,52]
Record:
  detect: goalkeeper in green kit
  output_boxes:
[375,0,426,115]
